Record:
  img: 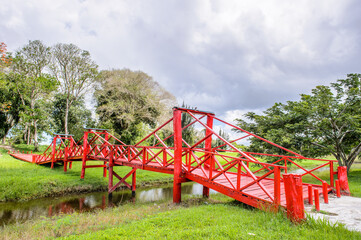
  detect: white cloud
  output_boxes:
[1,0,360,118]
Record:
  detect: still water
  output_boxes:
[0,183,216,226]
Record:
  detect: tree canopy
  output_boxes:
[95,69,176,144]
[50,43,98,135]
[235,73,361,172]
[10,40,57,150]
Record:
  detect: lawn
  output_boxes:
[1,194,360,240]
[1,145,361,239]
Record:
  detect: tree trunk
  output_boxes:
[34,120,38,151]
[64,98,69,135]
[2,136,5,144]
[23,124,27,143]
[27,126,31,145]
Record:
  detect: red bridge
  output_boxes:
[10,107,350,221]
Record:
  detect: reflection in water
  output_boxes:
[0,183,216,226]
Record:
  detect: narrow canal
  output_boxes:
[0,183,217,226]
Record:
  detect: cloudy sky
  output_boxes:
[1,0,360,123]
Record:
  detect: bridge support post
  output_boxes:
[132,168,136,196]
[103,132,109,178]
[51,136,56,169]
[283,174,305,222]
[108,147,114,197]
[337,166,350,195]
[64,147,68,172]
[173,108,182,203]
[203,114,214,198]
[81,132,89,179]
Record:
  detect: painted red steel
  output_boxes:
[337,166,350,195]
[283,174,305,222]
[9,107,350,221]
[335,180,341,198]
[314,189,320,211]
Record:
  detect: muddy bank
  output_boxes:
[0,182,216,226]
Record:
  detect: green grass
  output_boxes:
[1,145,361,239]
[347,168,361,197]
[0,146,172,202]
[300,164,361,198]
[1,194,360,240]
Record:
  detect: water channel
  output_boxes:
[0,183,217,226]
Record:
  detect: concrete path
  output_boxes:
[305,194,361,232]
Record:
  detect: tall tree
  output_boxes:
[50,43,98,134]
[235,73,361,172]
[95,69,175,144]
[51,93,95,140]
[0,42,21,144]
[11,40,57,150]
[0,74,22,144]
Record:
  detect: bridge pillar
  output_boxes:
[337,166,350,195]
[81,132,89,179]
[63,147,68,172]
[283,174,305,222]
[173,108,182,203]
[103,132,109,178]
[108,147,114,197]
[203,114,214,198]
[51,136,56,169]
[132,168,136,196]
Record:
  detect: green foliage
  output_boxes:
[51,94,95,140]
[236,74,361,171]
[10,40,58,149]
[49,43,98,135]
[213,128,230,149]
[181,103,197,146]
[95,69,174,144]
[0,73,22,141]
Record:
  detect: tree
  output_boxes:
[0,74,22,144]
[0,43,20,144]
[11,40,57,150]
[213,129,230,150]
[51,93,95,140]
[0,42,11,69]
[50,43,98,135]
[95,69,175,144]
[235,73,361,172]
[181,103,197,146]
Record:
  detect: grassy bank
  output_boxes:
[1,194,360,239]
[0,146,172,202]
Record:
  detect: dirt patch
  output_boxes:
[305,195,361,232]
[0,145,15,157]
[0,145,15,152]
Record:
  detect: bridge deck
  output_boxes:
[109,157,326,207]
[9,153,328,208]
[10,153,35,163]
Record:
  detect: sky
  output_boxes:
[1,0,361,124]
